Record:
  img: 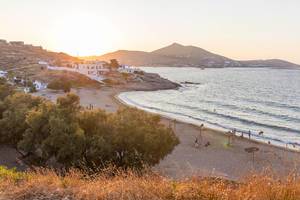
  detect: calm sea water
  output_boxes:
[118,67,300,148]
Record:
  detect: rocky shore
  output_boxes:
[123,72,181,91]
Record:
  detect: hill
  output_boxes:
[95,43,300,69]
[0,40,79,70]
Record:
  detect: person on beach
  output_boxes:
[231,129,237,143]
[194,137,199,148]
[248,130,251,139]
[194,124,204,148]
[259,131,264,136]
[198,124,204,144]
[233,129,237,135]
[227,131,233,146]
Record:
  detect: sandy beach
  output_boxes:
[33,86,300,181]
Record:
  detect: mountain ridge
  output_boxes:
[94,43,299,69]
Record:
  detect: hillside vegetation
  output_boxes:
[0,41,78,70]
[1,166,300,200]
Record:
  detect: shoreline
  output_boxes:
[32,84,300,180]
[111,87,300,180]
[115,90,300,154]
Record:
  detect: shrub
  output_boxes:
[13,93,178,170]
[0,166,25,181]
[0,78,15,100]
[0,93,43,145]
[47,79,71,92]
[0,79,178,171]
[103,78,120,86]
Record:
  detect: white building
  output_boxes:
[38,61,49,66]
[71,61,110,76]
[47,60,110,83]
[118,65,142,74]
[0,70,8,78]
[33,80,47,90]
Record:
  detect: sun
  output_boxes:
[49,12,121,56]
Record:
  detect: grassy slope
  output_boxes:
[33,70,102,88]
[1,166,300,200]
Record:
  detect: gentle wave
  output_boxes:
[122,67,300,148]
[164,102,300,134]
[119,93,296,146]
[240,98,300,113]
[180,99,300,124]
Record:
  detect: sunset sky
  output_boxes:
[0,0,299,63]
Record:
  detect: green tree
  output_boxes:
[18,101,55,156]
[40,93,83,166]
[47,79,71,93]
[110,108,179,168]
[0,78,15,101]
[0,93,43,146]
[78,109,114,168]
[15,92,179,170]
[19,93,83,166]
[109,59,120,69]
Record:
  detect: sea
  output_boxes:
[118,67,300,149]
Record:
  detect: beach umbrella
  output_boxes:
[245,147,259,165]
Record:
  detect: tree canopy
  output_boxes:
[47,78,71,93]
[0,79,179,170]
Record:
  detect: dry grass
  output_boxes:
[32,70,102,88]
[1,167,300,200]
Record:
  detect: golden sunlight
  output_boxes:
[49,11,120,56]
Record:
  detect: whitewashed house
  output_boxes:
[33,80,47,90]
[38,61,49,66]
[48,60,110,83]
[118,65,142,74]
[70,61,110,82]
[72,61,110,76]
[0,70,8,78]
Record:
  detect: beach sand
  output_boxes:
[34,86,300,181]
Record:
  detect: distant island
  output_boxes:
[89,43,300,69]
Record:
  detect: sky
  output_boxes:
[0,0,299,63]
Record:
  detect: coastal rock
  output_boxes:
[125,72,180,91]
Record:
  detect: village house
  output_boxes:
[118,65,142,74]
[33,80,47,90]
[0,70,7,78]
[47,60,111,82]
[71,61,110,76]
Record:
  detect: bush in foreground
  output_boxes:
[0,78,179,170]
[1,168,300,200]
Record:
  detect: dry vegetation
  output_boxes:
[33,70,102,88]
[0,166,300,200]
